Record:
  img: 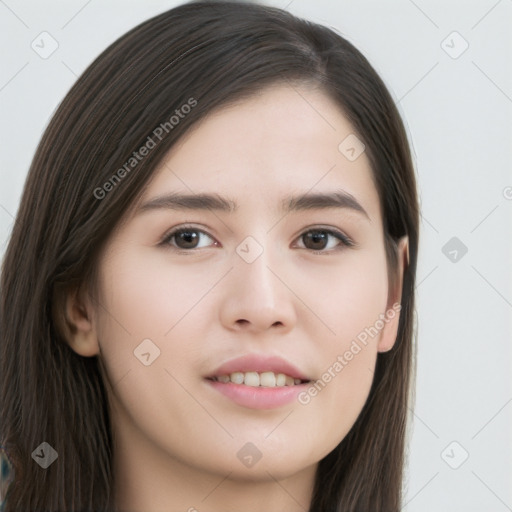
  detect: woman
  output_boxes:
[0,1,419,510]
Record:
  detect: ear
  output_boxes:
[63,286,100,357]
[377,236,409,353]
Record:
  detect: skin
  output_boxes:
[65,82,408,512]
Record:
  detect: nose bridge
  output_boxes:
[219,230,296,332]
[235,232,282,303]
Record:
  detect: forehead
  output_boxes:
[137,83,381,223]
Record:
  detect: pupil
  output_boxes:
[178,231,198,248]
[306,231,327,250]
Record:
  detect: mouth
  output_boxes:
[204,354,313,409]
[206,371,310,387]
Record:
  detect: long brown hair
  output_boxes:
[0,1,419,510]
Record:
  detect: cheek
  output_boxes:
[310,246,389,345]
[96,248,216,341]
[92,252,218,452]
[93,249,216,388]
[300,249,388,437]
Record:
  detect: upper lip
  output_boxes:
[206,353,311,381]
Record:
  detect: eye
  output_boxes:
[160,225,217,251]
[160,225,354,253]
[294,228,354,253]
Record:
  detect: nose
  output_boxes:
[218,242,297,334]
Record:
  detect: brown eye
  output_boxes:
[297,229,354,253]
[173,229,200,249]
[161,227,216,250]
[302,230,329,251]
[160,226,353,253]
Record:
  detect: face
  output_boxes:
[74,83,405,484]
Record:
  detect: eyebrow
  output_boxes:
[138,190,370,220]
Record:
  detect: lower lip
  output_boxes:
[206,379,309,410]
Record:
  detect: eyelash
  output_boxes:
[159,224,355,255]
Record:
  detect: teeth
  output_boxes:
[244,371,260,387]
[230,372,244,384]
[213,371,305,387]
[260,371,276,387]
[276,373,286,386]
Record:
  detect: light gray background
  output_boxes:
[1,0,511,510]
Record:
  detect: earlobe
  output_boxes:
[377,235,409,353]
[64,287,100,357]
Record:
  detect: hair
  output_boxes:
[0,1,419,510]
